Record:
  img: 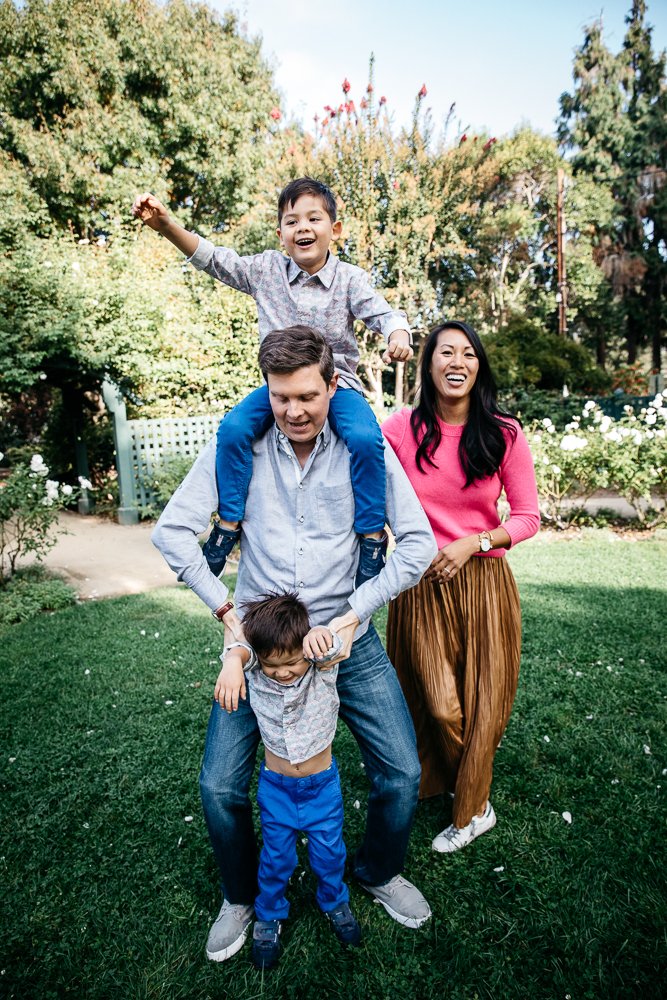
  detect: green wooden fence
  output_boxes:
[102,379,222,524]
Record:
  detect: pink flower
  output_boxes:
[459,133,467,143]
[322,116,329,127]
[360,97,368,109]
[393,180,400,190]
[270,107,281,121]
[342,77,351,94]
[367,83,374,94]
[379,95,387,105]
[483,136,497,151]
[345,100,355,114]
[324,105,333,113]
[418,84,427,99]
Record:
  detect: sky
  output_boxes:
[213,0,667,140]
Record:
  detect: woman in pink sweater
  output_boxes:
[383,320,539,853]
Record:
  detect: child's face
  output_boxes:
[259,647,311,685]
[277,194,342,275]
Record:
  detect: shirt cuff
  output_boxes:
[384,320,413,345]
[187,234,215,270]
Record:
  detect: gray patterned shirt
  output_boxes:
[189,236,410,391]
[238,646,340,764]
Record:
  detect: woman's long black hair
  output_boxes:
[410,320,519,486]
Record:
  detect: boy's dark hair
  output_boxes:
[241,591,310,657]
[277,177,337,224]
[259,325,335,384]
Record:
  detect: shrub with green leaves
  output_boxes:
[0,452,84,581]
[529,393,667,525]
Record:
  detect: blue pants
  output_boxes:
[199,624,420,904]
[255,759,348,921]
[214,384,386,534]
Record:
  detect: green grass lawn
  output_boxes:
[1,533,666,999]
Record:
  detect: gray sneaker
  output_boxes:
[205,899,254,962]
[360,875,431,929]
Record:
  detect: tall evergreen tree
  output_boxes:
[558,1,666,371]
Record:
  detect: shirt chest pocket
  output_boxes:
[315,484,355,537]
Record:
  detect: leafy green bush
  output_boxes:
[529,393,667,525]
[141,453,196,518]
[0,566,77,629]
[0,453,84,581]
[486,318,611,394]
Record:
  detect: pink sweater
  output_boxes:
[382,408,540,556]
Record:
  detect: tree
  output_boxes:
[0,0,280,236]
[558,2,666,371]
[0,0,278,479]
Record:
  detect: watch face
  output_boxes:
[480,537,491,551]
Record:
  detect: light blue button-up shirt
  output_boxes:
[152,421,437,638]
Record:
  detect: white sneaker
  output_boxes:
[432,802,496,854]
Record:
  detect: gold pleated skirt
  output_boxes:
[386,556,521,828]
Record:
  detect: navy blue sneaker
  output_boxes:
[326,902,362,947]
[202,521,240,577]
[251,919,282,970]
[355,531,388,588]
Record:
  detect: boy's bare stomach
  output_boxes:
[264,744,332,777]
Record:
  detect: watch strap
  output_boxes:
[211,601,234,622]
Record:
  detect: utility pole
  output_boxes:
[556,168,568,335]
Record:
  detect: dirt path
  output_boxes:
[18,512,178,600]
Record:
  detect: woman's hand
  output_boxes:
[426,536,479,583]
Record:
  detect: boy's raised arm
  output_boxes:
[132,192,199,258]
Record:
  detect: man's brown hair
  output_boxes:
[258,326,334,384]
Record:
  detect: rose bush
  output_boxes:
[528,395,667,525]
[0,453,84,581]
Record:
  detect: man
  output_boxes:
[152,325,437,963]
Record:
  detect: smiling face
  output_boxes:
[267,364,338,457]
[259,647,311,684]
[277,194,342,275]
[429,327,480,415]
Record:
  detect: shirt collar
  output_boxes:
[286,251,337,288]
[273,419,331,454]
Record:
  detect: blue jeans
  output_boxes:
[215,384,386,533]
[199,624,420,904]
[255,759,349,921]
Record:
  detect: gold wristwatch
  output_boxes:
[478,531,493,553]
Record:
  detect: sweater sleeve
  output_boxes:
[499,424,540,546]
[381,408,410,453]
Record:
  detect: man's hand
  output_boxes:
[131,193,171,232]
[222,609,246,645]
[426,536,479,584]
[325,609,360,664]
[214,652,247,713]
[382,330,414,365]
[303,625,334,661]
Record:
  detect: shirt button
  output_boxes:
[298,515,304,522]
[298,548,303,555]
[299,581,305,587]
[298,483,303,490]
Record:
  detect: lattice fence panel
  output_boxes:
[128,414,223,507]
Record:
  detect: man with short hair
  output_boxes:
[152,325,437,963]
